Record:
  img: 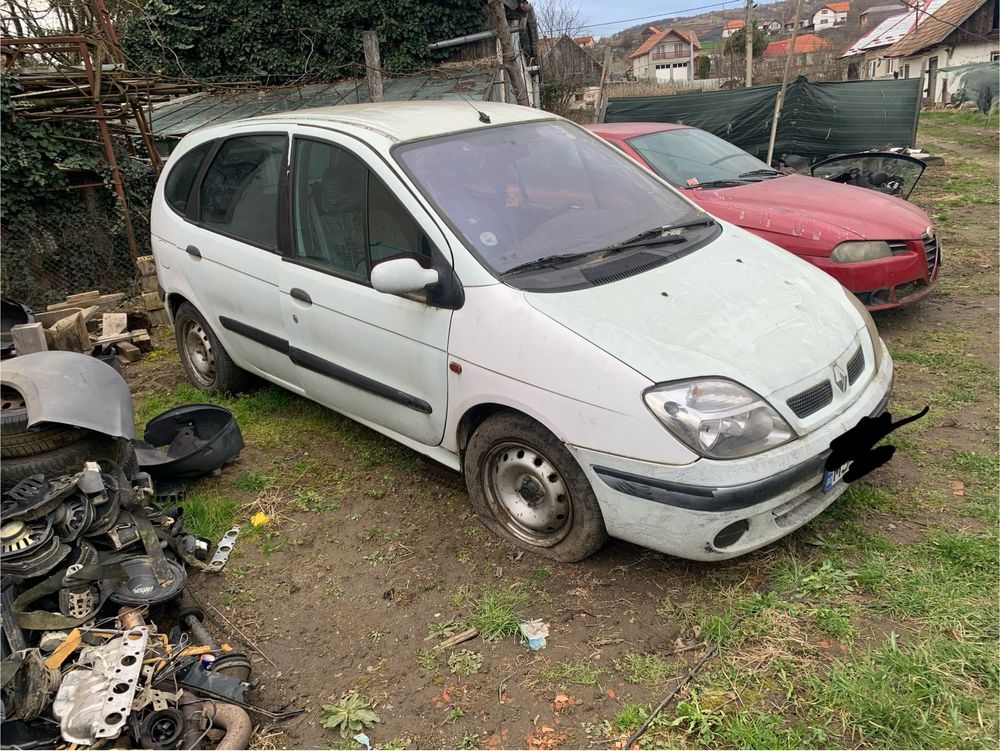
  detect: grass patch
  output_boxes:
[235,471,274,492]
[465,586,529,642]
[613,651,675,684]
[178,490,238,540]
[538,658,605,687]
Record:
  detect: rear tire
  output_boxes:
[1,387,89,459]
[1,432,129,492]
[173,302,251,394]
[464,412,607,562]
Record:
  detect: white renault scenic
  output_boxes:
[150,101,893,562]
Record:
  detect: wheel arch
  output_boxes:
[455,401,566,458]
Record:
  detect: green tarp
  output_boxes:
[604,75,922,162]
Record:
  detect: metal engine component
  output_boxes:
[3,649,61,721]
[139,707,185,750]
[83,478,122,537]
[109,557,187,606]
[53,627,149,745]
[1,529,70,578]
[105,510,142,551]
[51,493,95,542]
[0,518,52,559]
[38,631,70,653]
[207,526,240,571]
[211,652,252,682]
[58,565,98,620]
[77,462,106,496]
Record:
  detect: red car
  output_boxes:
[587,122,939,311]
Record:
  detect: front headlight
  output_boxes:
[644,378,796,459]
[843,286,884,372]
[830,240,892,263]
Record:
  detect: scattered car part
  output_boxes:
[0,351,135,439]
[4,649,61,720]
[134,404,244,480]
[174,658,249,705]
[0,717,62,749]
[139,707,186,750]
[0,298,36,358]
[84,485,122,537]
[176,598,218,651]
[0,518,53,559]
[207,526,240,571]
[58,566,98,620]
[105,510,142,551]
[210,652,252,682]
[109,556,187,606]
[2,533,70,578]
[811,151,927,199]
[0,386,88,460]
[51,493,95,542]
[0,586,27,655]
[53,627,149,744]
[180,690,253,751]
[2,473,78,521]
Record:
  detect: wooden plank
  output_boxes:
[34,308,81,328]
[44,628,81,670]
[141,275,159,294]
[130,329,153,352]
[92,332,135,346]
[49,312,89,352]
[46,293,124,313]
[141,291,164,311]
[147,309,172,327]
[65,290,100,304]
[115,341,141,362]
[78,305,101,326]
[10,322,47,355]
[136,255,157,277]
[102,312,128,337]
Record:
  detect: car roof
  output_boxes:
[586,122,690,138]
[241,101,557,143]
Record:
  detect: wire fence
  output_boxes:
[1,172,153,309]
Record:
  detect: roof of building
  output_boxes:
[628,27,701,59]
[763,33,831,57]
[147,66,503,140]
[822,2,850,13]
[860,4,904,16]
[839,0,950,56]
[884,0,991,57]
[573,35,594,45]
[724,19,746,29]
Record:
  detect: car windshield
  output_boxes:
[394,120,705,276]
[627,128,778,188]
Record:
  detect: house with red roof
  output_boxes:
[721,19,745,38]
[763,33,831,62]
[628,25,702,82]
[813,1,850,30]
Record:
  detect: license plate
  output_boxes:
[823,461,852,491]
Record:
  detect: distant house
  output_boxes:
[784,17,813,32]
[537,35,603,86]
[628,25,701,82]
[859,4,904,27]
[760,19,784,34]
[572,35,595,48]
[763,32,831,62]
[840,0,952,81]
[884,0,1000,102]
[813,1,850,30]
[721,19,745,38]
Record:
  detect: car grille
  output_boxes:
[888,241,909,255]
[922,231,939,275]
[787,380,833,419]
[846,346,865,384]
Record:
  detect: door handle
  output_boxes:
[290,288,312,305]
[184,245,202,259]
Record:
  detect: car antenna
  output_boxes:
[459,94,490,124]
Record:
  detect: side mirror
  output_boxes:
[370,257,439,296]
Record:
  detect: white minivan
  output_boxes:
[150,101,893,562]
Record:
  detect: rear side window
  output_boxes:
[199,135,287,249]
[164,142,211,214]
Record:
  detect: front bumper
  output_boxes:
[569,352,893,561]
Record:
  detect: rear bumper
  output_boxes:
[570,356,893,561]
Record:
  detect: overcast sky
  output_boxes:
[570,0,749,36]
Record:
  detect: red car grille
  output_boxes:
[922,231,939,275]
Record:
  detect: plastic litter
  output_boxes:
[519,619,549,650]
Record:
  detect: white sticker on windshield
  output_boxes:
[480,231,498,246]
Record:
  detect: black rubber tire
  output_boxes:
[1,432,129,492]
[464,412,607,562]
[173,302,251,394]
[1,401,91,459]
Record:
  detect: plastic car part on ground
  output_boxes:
[0,350,135,439]
[133,404,244,480]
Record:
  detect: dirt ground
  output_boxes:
[122,113,998,750]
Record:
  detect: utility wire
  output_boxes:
[574,1,738,32]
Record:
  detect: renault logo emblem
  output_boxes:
[832,364,848,393]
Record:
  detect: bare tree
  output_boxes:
[533,0,586,40]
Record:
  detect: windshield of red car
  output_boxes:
[394,121,703,275]
[627,128,776,188]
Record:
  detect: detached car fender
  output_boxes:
[1,351,135,439]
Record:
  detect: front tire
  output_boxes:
[464,412,607,562]
[173,302,251,394]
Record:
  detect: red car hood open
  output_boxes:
[688,174,931,255]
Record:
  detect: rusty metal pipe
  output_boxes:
[181,691,252,750]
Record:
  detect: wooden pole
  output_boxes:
[363,30,384,103]
[744,0,754,87]
[593,46,612,123]
[486,0,529,106]
[765,0,803,166]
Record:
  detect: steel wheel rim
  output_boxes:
[482,441,572,547]
[181,319,215,387]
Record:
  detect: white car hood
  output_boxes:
[523,225,864,401]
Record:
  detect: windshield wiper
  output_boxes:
[502,251,596,276]
[738,168,784,178]
[620,217,716,246]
